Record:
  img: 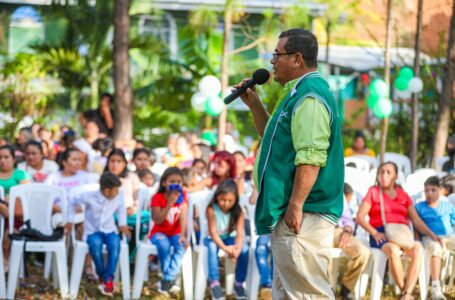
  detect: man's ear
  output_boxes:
[295,53,306,69]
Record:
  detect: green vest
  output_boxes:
[255,71,344,234]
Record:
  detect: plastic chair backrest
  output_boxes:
[344,157,371,172]
[9,183,65,235]
[135,185,158,244]
[152,147,168,164]
[448,194,455,208]
[68,183,100,200]
[0,186,4,201]
[86,173,101,184]
[345,167,374,197]
[403,168,437,196]
[151,163,168,177]
[187,190,215,243]
[436,156,450,172]
[350,155,378,170]
[382,152,412,177]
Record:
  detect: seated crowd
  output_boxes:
[0,118,455,300]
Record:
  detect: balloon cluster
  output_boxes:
[191,75,224,116]
[394,67,423,99]
[367,79,392,119]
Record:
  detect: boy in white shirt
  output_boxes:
[65,172,130,297]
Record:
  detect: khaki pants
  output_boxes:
[271,213,335,300]
[423,236,455,258]
[332,228,371,292]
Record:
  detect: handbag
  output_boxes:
[379,188,414,249]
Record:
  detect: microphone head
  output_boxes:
[252,68,270,85]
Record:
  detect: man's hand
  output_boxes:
[64,223,73,236]
[233,79,261,108]
[284,202,303,234]
[338,232,351,249]
[119,226,131,239]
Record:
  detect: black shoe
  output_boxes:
[158,279,174,295]
[340,284,351,300]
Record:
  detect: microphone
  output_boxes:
[224,68,270,104]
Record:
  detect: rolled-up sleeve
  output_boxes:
[291,97,331,166]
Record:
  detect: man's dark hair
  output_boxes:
[100,172,122,190]
[101,92,113,102]
[424,176,440,188]
[279,29,318,68]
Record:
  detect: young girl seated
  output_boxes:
[205,179,248,300]
[149,167,189,295]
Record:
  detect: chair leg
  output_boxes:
[194,247,208,300]
[55,245,69,298]
[7,240,24,300]
[247,249,260,300]
[132,246,148,299]
[419,254,428,300]
[52,253,59,289]
[225,257,235,296]
[181,248,193,300]
[0,247,5,299]
[119,242,131,300]
[44,252,52,279]
[69,242,88,299]
[370,249,387,300]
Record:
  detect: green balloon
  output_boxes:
[394,77,409,91]
[367,94,380,108]
[205,96,224,116]
[372,98,392,119]
[201,131,217,146]
[370,79,388,98]
[398,67,414,80]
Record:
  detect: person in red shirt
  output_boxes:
[357,162,440,300]
[149,167,189,296]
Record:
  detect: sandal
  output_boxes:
[84,264,97,281]
[400,291,414,300]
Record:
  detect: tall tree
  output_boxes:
[432,0,455,167]
[410,0,423,171]
[113,0,133,142]
[379,0,393,163]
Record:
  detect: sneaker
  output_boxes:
[158,279,173,295]
[431,287,447,300]
[234,284,247,299]
[98,279,114,298]
[210,284,225,300]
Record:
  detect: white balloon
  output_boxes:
[408,77,423,93]
[395,88,411,100]
[191,92,208,112]
[199,75,222,96]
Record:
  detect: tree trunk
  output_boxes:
[379,0,393,164]
[113,0,133,142]
[431,0,455,167]
[217,5,232,151]
[410,0,423,171]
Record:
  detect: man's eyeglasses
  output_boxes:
[272,52,298,60]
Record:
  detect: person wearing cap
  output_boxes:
[236,28,344,299]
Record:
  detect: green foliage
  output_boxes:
[0,54,53,139]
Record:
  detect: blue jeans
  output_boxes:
[204,236,249,283]
[255,235,273,287]
[86,232,121,282]
[150,233,186,281]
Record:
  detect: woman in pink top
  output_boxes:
[357,162,440,300]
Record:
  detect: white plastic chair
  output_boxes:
[345,167,375,197]
[0,186,6,298]
[242,199,260,300]
[403,168,437,197]
[369,247,427,300]
[151,163,168,177]
[86,172,101,184]
[68,185,131,299]
[436,156,449,172]
[189,189,238,300]
[350,155,379,170]
[151,147,168,164]
[7,183,69,299]
[382,153,412,177]
[132,187,193,300]
[448,194,455,208]
[344,157,371,172]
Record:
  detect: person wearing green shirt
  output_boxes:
[235,29,344,299]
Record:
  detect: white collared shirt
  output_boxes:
[67,190,127,240]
